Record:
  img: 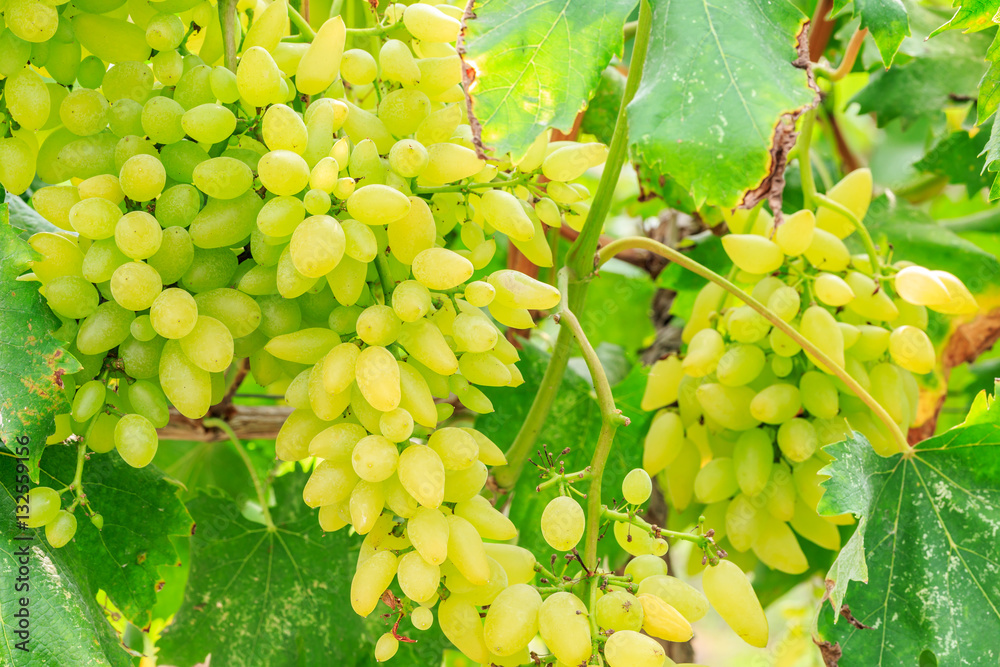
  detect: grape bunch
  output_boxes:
[5,0,632,662]
[641,168,976,574]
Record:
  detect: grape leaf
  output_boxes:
[627,0,818,210]
[832,0,911,66]
[476,345,653,562]
[580,66,626,145]
[816,396,1000,666]
[853,5,993,128]
[157,472,440,667]
[929,0,1000,37]
[914,124,993,195]
[460,0,637,160]
[0,210,81,481]
[978,115,1000,198]
[980,32,1000,124]
[34,445,193,627]
[0,455,131,667]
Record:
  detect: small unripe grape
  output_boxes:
[540,496,584,551]
[23,486,61,528]
[622,469,652,505]
[45,510,78,548]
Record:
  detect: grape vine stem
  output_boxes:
[596,236,912,454]
[492,0,653,491]
[203,417,276,530]
[287,4,317,40]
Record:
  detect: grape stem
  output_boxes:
[65,441,88,512]
[815,28,868,82]
[535,468,591,493]
[596,236,912,453]
[287,4,317,40]
[203,417,276,530]
[493,0,653,493]
[411,173,531,195]
[374,251,395,298]
[218,0,239,72]
[601,507,719,554]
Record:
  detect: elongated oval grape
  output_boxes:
[397,445,446,508]
[638,593,693,642]
[483,583,542,657]
[45,510,78,548]
[114,412,159,468]
[733,429,773,497]
[192,157,253,200]
[696,383,759,431]
[23,486,61,528]
[351,550,397,617]
[752,515,808,574]
[805,228,850,272]
[179,316,234,373]
[694,457,738,504]
[289,215,346,278]
[722,234,784,274]
[540,496,585,551]
[355,346,400,412]
[159,339,211,419]
[800,305,845,371]
[296,17,346,95]
[716,344,765,387]
[150,288,199,339]
[888,325,935,374]
[408,506,450,566]
[542,142,608,182]
[237,46,281,107]
[603,630,665,667]
[703,559,768,647]
[396,551,440,603]
[638,574,709,622]
[45,276,100,320]
[749,383,800,424]
[72,380,106,423]
[439,597,490,663]
[815,168,872,239]
[447,514,490,585]
[538,592,591,665]
[643,410,685,476]
[346,184,411,225]
[77,301,135,355]
[815,272,855,306]
[682,328,725,377]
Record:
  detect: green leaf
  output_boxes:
[462,0,637,160]
[929,0,1000,37]
[627,0,818,209]
[851,0,912,66]
[978,114,1000,198]
[913,122,993,195]
[35,445,193,627]
[0,209,81,481]
[0,456,131,667]
[157,472,426,667]
[978,32,1000,123]
[476,345,652,562]
[6,193,62,236]
[816,411,1000,664]
[853,5,993,128]
[580,66,626,145]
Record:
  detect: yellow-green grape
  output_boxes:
[721,234,784,274]
[340,48,377,85]
[726,305,771,343]
[770,209,815,256]
[483,584,542,657]
[190,156,252,200]
[70,197,122,240]
[799,371,839,419]
[479,189,535,242]
[603,629,665,667]
[766,285,800,322]
[31,186,80,231]
[487,270,560,311]
[208,65,240,104]
[445,513,490,585]
[237,46,282,107]
[296,17,346,95]
[541,142,608,182]
[303,189,332,215]
[110,261,162,311]
[693,457,738,504]
[791,497,841,550]
[624,555,668,584]
[927,270,977,315]
[160,339,212,419]
[350,435,398,483]
[179,316,233,373]
[403,2,460,42]
[412,606,434,631]
[682,328,725,377]
[355,346,401,412]
[0,137,37,195]
[749,383,800,424]
[411,248,474,291]
[622,469,652,505]
[45,276,100,320]
[640,355,683,410]
[439,597,490,663]
[397,445,446,509]
[888,325,935,374]
[716,344,765,387]
[613,520,657,557]
[6,66,50,130]
[389,139,429,178]
[814,168,872,239]
[115,211,163,260]
[261,104,308,155]
[733,429,773,497]
[59,89,109,137]
[150,288,198,339]
[426,427,476,471]
[76,301,135,356]
[45,510,78,548]
[119,154,166,203]
[595,591,644,632]
[346,184,411,225]
[752,515,808,574]
[776,418,818,462]
[114,413,158,467]
[259,150,310,196]
[302,458,358,506]
[695,383,759,431]
[804,228,851,272]
[351,550,398,616]
[638,594,693,642]
[893,265,949,306]
[540,495,584,551]
[814,272,855,306]
[23,486,61,528]
[844,271,899,321]
[538,592,592,666]
[453,495,516,541]
[374,632,398,662]
[702,559,768,647]
[357,305,402,347]
[800,305,845,371]
[637,574,709,623]
[289,214,346,278]
[421,143,485,185]
[349,481,385,534]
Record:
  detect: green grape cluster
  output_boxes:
[5,0,639,663]
[641,168,977,575]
